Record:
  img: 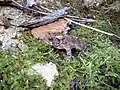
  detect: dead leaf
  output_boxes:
[31,19,68,39]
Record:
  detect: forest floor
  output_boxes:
[0,0,120,90]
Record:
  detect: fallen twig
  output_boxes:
[66,15,80,19]
[19,7,70,28]
[12,0,48,15]
[0,0,48,15]
[64,18,120,39]
[39,6,53,12]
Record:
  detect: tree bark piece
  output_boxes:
[19,7,70,28]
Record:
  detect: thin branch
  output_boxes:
[12,0,48,15]
[39,6,53,12]
[64,18,120,39]
[66,15,80,19]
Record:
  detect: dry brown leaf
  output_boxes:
[31,19,68,39]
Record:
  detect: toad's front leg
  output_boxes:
[65,48,72,58]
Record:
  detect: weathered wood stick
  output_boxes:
[64,17,120,39]
[19,7,70,28]
[0,0,48,15]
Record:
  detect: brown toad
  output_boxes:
[47,32,87,58]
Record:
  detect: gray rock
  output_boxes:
[0,6,28,50]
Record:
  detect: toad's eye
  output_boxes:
[49,38,53,41]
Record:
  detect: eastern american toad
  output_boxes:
[46,32,87,58]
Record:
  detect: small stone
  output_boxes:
[28,62,59,87]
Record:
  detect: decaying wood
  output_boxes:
[19,7,70,28]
